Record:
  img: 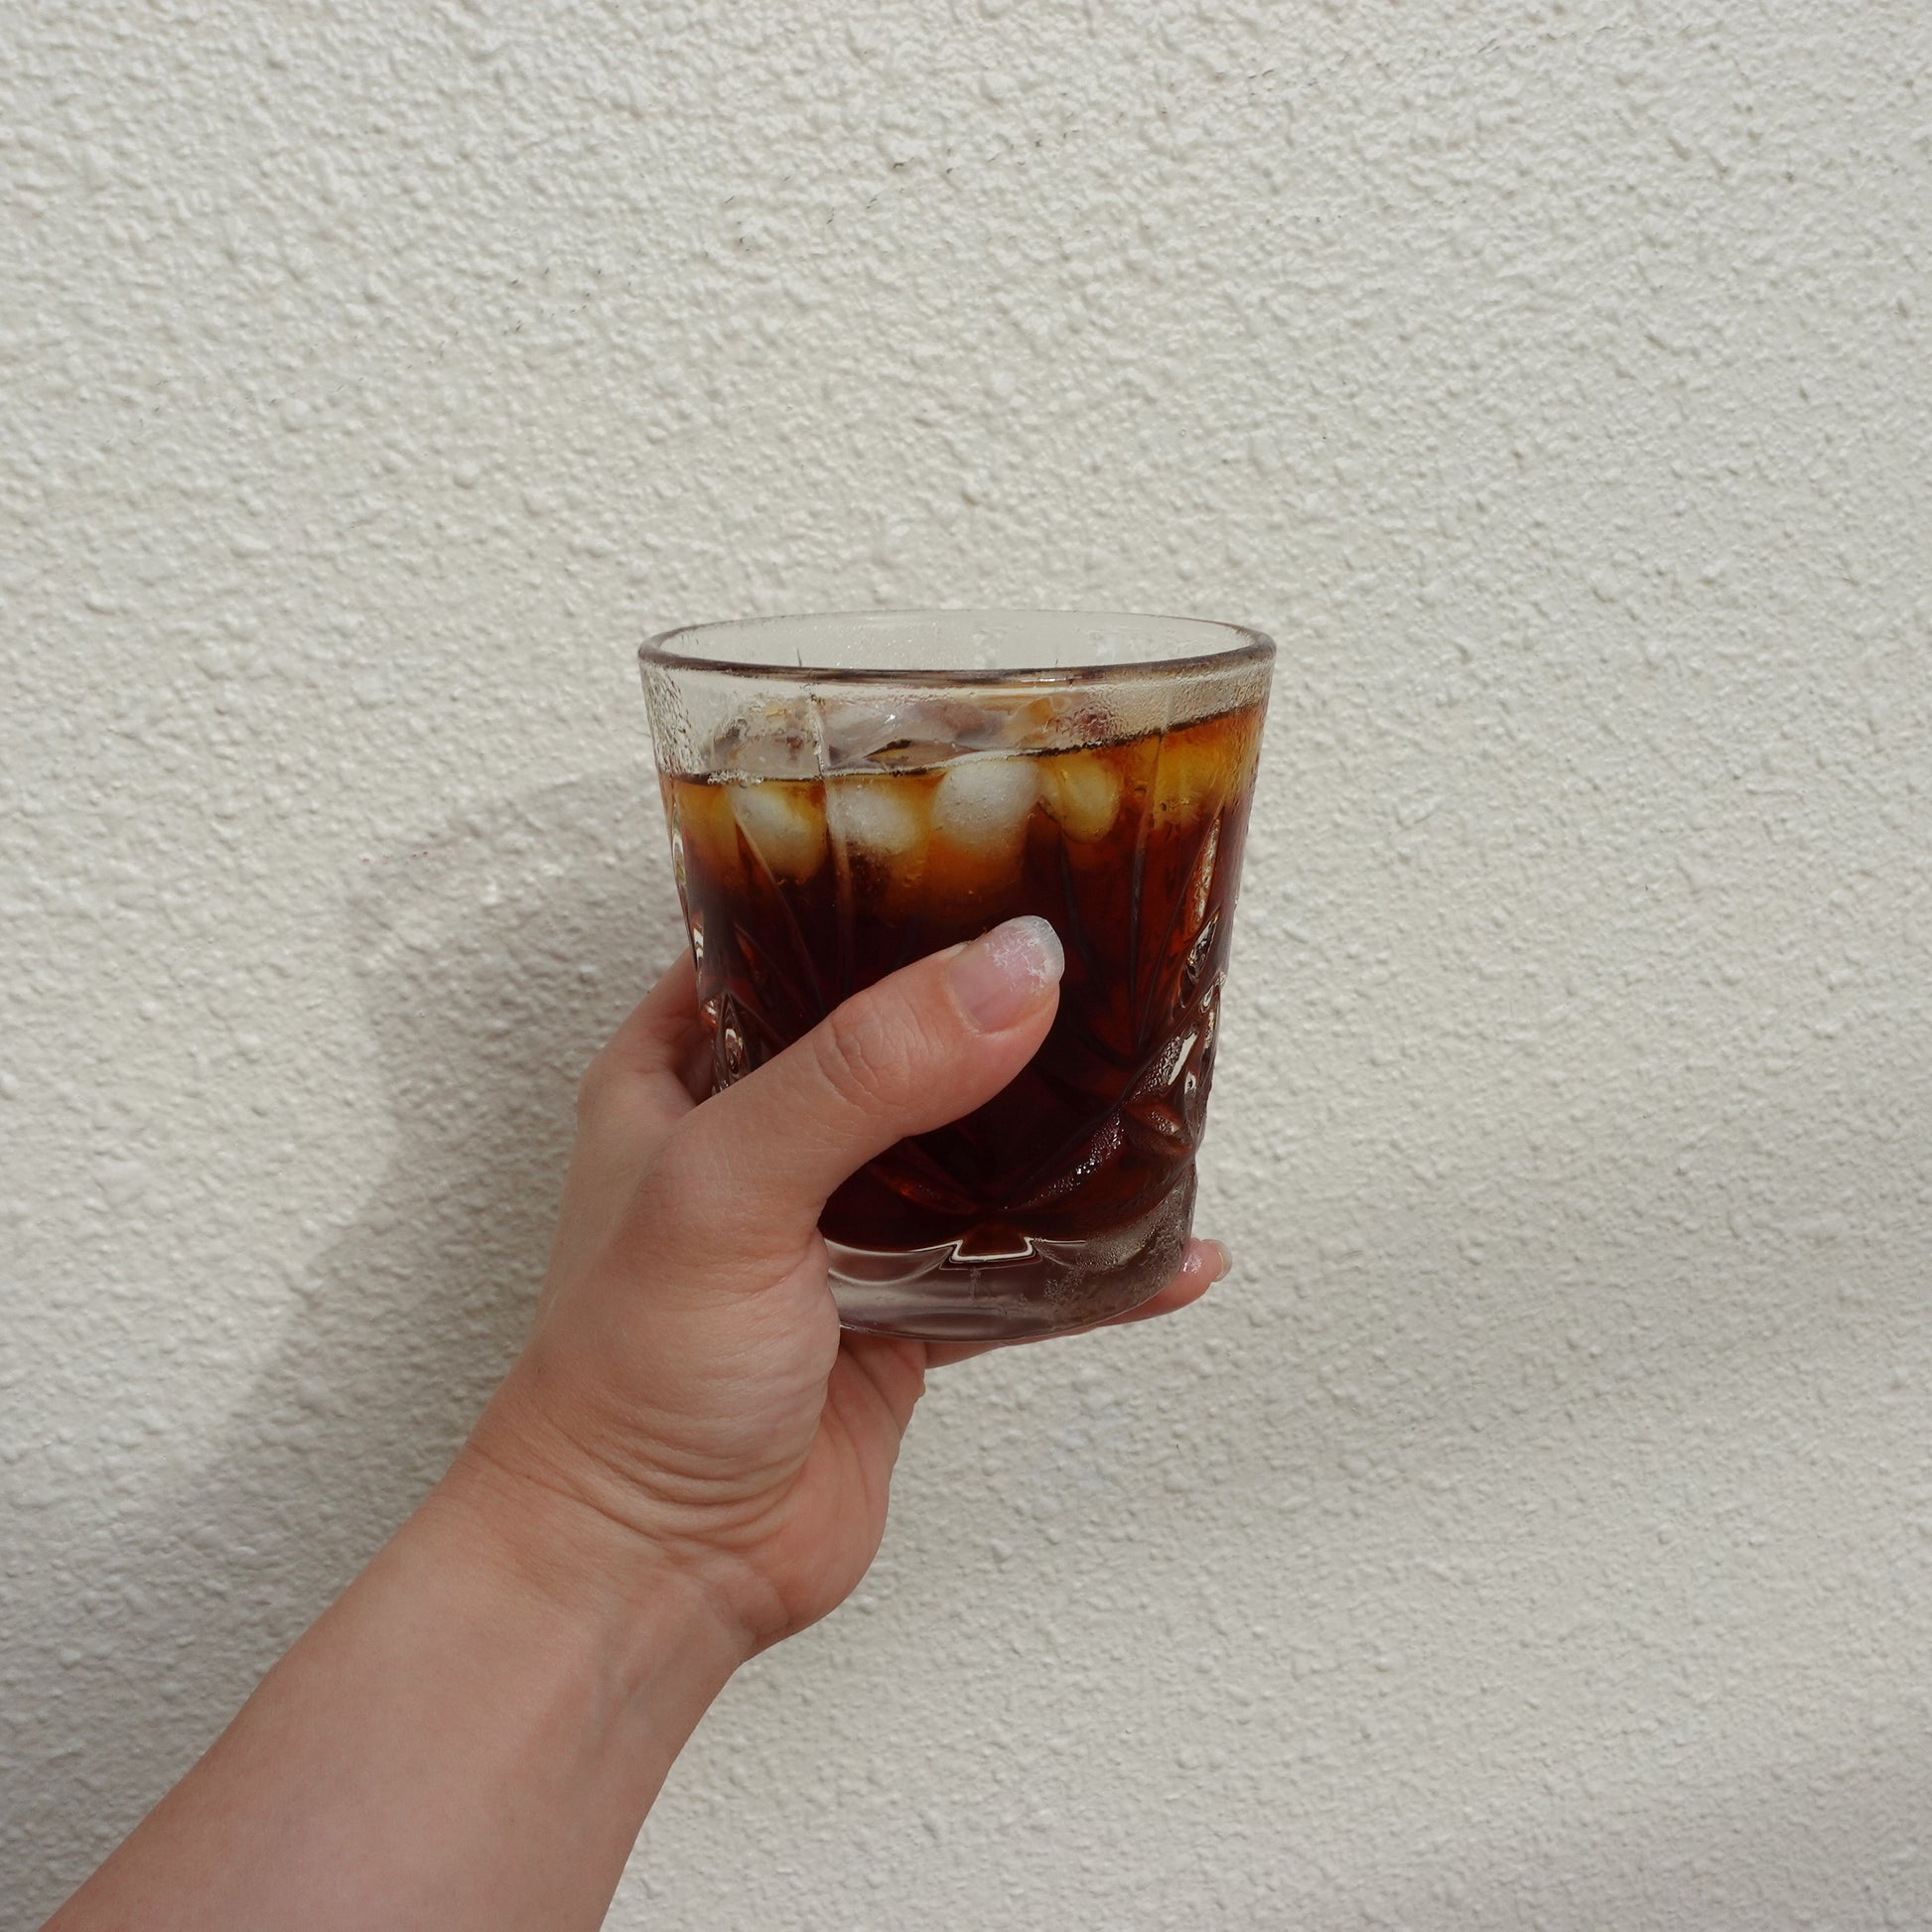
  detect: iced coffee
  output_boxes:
[641,611,1273,1340]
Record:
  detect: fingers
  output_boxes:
[642,917,1064,1273]
[922,1237,1231,1369]
[543,952,712,1301]
[575,950,710,1136]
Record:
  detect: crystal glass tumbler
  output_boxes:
[640,610,1273,1340]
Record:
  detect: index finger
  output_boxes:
[574,948,712,1144]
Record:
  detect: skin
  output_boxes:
[47,923,1225,1932]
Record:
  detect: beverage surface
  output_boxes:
[666,701,1264,1262]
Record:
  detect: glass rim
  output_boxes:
[638,607,1276,687]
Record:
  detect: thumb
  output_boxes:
[641,915,1064,1271]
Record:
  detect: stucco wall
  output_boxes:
[5,2,1931,1924]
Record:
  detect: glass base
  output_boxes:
[828,1175,1194,1342]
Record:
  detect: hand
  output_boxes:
[47,915,1228,1932]
[462,915,1227,1656]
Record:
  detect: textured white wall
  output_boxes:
[5,1,1931,1924]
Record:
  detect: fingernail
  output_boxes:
[949,915,1064,1033]
[1206,1240,1233,1281]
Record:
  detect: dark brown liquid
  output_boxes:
[667,703,1264,1261]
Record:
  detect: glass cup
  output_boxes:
[638,610,1274,1340]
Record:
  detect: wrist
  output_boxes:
[430,1434,756,1703]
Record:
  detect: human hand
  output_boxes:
[460,915,1227,1658]
[48,916,1227,1932]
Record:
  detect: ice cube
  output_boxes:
[1151,735,1228,826]
[930,755,1039,858]
[1039,751,1122,841]
[731,780,826,880]
[987,692,1094,753]
[826,775,927,860]
[712,701,819,780]
[867,738,982,771]
[819,697,992,773]
[818,700,914,773]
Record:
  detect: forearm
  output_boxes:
[48,1453,747,1932]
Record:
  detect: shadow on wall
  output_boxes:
[11,772,686,1919]
[16,776,1931,1926]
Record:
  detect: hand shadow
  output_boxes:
[9,771,686,1919]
